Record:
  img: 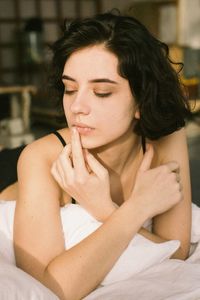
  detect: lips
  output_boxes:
[72,122,94,135]
[73,122,92,129]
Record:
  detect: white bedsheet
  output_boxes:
[85,203,200,300]
[0,200,200,299]
[84,260,200,300]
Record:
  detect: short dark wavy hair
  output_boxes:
[49,11,191,140]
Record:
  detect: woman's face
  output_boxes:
[62,45,138,149]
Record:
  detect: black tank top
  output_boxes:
[53,131,67,147]
[52,131,76,204]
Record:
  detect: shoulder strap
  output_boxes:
[52,131,67,147]
[52,131,76,204]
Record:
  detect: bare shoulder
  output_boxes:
[19,127,71,165]
[150,128,188,165]
[18,127,71,205]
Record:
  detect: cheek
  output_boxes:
[108,102,135,125]
[63,98,71,121]
[98,107,134,141]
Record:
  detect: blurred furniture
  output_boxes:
[0,85,36,130]
[190,99,200,112]
[0,0,102,127]
[186,99,200,140]
[0,85,36,148]
[0,0,102,85]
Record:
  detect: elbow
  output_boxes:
[170,244,190,260]
[43,264,84,300]
[43,266,67,300]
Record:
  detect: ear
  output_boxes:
[134,110,140,119]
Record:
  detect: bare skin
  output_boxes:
[0,182,18,201]
[0,182,69,207]
[13,45,191,300]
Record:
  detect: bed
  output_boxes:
[1,201,200,300]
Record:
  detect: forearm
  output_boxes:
[138,227,166,243]
[43,200,147,300]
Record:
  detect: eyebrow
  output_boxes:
[62,74,118,84]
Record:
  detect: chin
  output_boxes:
[80,136,106,150]
[81,141,101,150]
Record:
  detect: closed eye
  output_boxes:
[94,92,112,98]
[64,89,77,95]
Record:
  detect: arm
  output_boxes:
[14,131,182,300]
[142,128,191,260]
[14,140,147,299]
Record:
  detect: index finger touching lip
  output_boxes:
[71,126,87,174]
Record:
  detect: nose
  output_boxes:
[70,91,91,115]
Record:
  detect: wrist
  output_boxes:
[128,188,155,220]
[125,197,149,224]
[98,201,117,222]
[105,199,149,241]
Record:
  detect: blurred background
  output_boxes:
[0,0,199,203]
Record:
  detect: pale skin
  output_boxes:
[0,182,18,200]
[13,45,191,300]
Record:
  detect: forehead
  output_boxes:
[63,45,120,80]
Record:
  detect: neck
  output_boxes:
[90,129,143,206]
[90,130,141,176]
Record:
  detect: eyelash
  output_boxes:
[95,92,112,98]
[64,90,75,95]
[64,90,112,98]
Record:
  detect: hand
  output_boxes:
[51,127,116,221]
[130,144,183,219]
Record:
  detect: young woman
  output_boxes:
[13,11,191,300]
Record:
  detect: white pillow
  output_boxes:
[0,201,180,287]
[61,204,180,285]
[101,234,180,285]
[0,201,16,264]
[0,258,59,300]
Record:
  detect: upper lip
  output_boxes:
[72,122,93,129]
